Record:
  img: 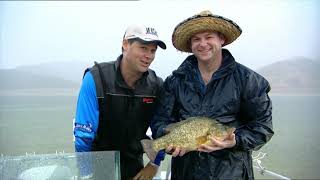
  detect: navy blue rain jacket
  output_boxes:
[151,49,274,180]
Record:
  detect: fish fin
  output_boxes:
[163,124,175,134]
[196,135,208,145]
[141,139,157,162]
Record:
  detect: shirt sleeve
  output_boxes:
[73,71,99,152]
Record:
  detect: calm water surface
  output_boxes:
[0,95,319,179]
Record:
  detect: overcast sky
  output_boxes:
[1,0,319,78]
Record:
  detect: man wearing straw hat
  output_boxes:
[151,10,274,179]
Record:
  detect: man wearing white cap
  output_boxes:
[73,24,166,180]
[151,10,274,179]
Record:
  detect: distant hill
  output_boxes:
[15,61,93,83]
[0,68,80,96]
[0,60,100,96]
[257,57,320,94]
[1,57,319,96]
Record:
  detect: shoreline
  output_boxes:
[0,88,79,97]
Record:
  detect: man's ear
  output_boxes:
[219,34,226,46]
[122,39,129,51]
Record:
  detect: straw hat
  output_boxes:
[172,10,242,53]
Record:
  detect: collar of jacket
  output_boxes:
[114,54,149,89]
[173,49,236,81]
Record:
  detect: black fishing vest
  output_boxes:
[88,56,162,159]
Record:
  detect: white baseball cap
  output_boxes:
[123,24,167,49]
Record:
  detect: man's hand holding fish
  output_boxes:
[197,130,236,153]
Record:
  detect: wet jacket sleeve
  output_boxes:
[150,76,177,139]
[234,73,274,151]
[73,71,99,152]
[151,77,166,166]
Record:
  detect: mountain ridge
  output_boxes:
[256,57,320,94]
[1,57,319,95]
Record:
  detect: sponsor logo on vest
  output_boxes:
[143,97,154,104]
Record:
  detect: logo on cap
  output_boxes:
[146,27,158,37]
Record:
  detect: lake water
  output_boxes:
[0,95,319,179]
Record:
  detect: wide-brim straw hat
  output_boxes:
[172,10,242,53]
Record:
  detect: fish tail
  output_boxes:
[141,139,157,162]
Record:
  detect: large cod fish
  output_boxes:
[141,117,235,161]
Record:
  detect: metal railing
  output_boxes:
[252,152,291,180]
